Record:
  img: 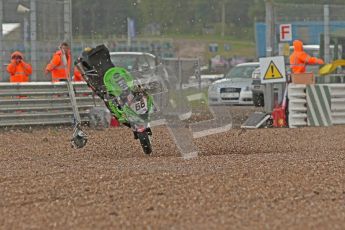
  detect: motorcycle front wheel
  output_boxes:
[137,131,152,154]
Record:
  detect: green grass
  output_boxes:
[140,33,257,60]
[77,33,257,63]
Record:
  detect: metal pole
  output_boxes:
[265,0,274,57]
[127,17,131,48]
[42,2,47,41]
[264,0,274,113]
[0,0,3,81]
[324,5,330,63]
[30,0,37,81]
[24,16,29,53]
[178,58,182,90]
[69,0,73,59]
[64,0,73,78]
[78,5,83,37]
[197,58,201,90]
[221,1,225,37]
[64,0,72,44]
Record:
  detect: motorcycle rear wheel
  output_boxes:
[137,132,152,154]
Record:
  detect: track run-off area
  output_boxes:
[1,106,345,229]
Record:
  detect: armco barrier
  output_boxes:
[288,83,345,128]
[0,82,104,127]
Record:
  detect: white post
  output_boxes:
[324,4,330,84]
[64,0,72,43]
[0,0,3,80]
[127,17,131,49]
[324,5,330,63]
[264,0,274,113]
[221,1,225,37]
[64,0,73,78]
[23,16,29,53]
[30,0,37,81]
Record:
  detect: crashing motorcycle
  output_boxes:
[75,44,155,154]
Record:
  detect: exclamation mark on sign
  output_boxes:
[271,65,274,77]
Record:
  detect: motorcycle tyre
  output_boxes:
[137,132,152,155]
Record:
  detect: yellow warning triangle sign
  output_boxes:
[264,61,283,80]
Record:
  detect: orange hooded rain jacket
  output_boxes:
[289,40,324,74]
[7,51,32,83]
[45,49,71,82]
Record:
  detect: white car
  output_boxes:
[109,52,169,92]
[208,62,260,105]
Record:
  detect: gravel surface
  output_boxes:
[1,106,345,229]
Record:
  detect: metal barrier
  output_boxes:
[0,82,104,127]
[288,83,345,127]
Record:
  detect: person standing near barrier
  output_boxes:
[45,42,71,82]
[289,39,324,74]
[6,51,32,83]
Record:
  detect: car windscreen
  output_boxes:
[110,54,155,71]
[225,65,259,79]
[110,55,142,70]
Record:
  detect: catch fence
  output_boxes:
[258,2,345,61]
[0,0,175,83]
[0,0,70,82]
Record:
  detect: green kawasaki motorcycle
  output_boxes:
[75,44,155,154]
